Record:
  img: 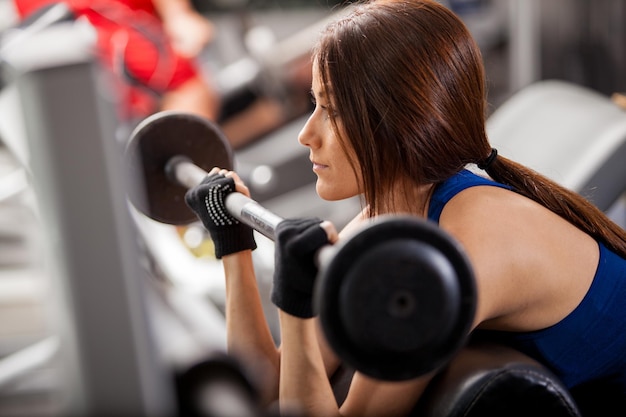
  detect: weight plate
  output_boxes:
[315,215,476,381]
[125,111,233,225]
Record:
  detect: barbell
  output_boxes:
[125,110,477,381]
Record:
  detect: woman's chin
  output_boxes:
[316,183,357,202]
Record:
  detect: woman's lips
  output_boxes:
[312,162,328,172]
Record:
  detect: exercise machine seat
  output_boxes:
[410,339,582,417]
[487,79,626,212]
[330,339,582,417]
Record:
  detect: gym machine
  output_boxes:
[0,6,180,416]
[487,79,626,227]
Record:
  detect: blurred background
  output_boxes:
[0,0,625,416]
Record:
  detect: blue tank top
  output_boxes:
[428,169,626,392]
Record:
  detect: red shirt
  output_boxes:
[14,0,197,120]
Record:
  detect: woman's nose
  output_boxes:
[297,113,317,148]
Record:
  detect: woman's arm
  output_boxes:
[279,312,435,417]
[222,251,281,405]
[185,169,280,404]
[272,208,436,417]
[279,314,339,416]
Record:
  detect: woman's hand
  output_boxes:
[271,218,338,318]
[184,167,257,259]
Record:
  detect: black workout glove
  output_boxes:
[271,217,329,318]
[184,173,257,259]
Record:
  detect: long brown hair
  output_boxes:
[313,0,626,256]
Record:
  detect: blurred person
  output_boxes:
[11,0,225,262]
[11,0,316,149]
[12,0,220,124]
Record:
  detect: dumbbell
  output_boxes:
[125,111,477,381]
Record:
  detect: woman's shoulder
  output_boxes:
[428,169,512,223]
[440,180,600,330]
[440,180,567,248]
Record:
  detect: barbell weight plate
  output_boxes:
[340,239,461,354]
[126,111,233,225]
[315,215,476,381]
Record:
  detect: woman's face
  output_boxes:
[298,64,361,201]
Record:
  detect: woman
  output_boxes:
[185,0,626,415]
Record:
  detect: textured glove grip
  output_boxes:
[185,174,257,259]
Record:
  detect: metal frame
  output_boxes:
[3,21,175,417]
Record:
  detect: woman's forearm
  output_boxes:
[278,312,341,417]
[222,251,280,403]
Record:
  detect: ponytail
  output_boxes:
[484,154,626,258]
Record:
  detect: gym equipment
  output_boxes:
[126,111,234,226]
[234,115,319,205]
[3,18,176,417]
[329,337,583,417]
[175,352,260,417]
[126,110,477,381]
[411,337,583,417]
[316,215,477,380]
[487,79,626,216]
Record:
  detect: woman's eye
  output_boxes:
[310,94,337,119]
[325,106,339,119]
[316,103,331,118]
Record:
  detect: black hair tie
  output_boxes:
[478,148,498,171]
